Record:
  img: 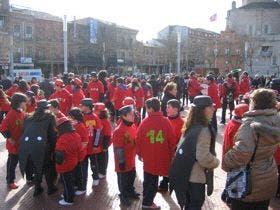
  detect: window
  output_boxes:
[25,26,33,38]
[272,56,277,65]
[0,16,4,30]
[14,24,21,37]
[25,46,33,58]
[248,25,253,35]
[261,46,269,52]
[264,25,269,34]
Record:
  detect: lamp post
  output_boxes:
[63,15,68,74]
[177,32,181,75]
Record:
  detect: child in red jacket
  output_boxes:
[55,117,82,206]
[69,107,89,195]
[93,103,112,178]
[81,98,102,187]
[136,97,176,210]
[0,88,10,123]
[49,99,66,119]
[112,105,139,207]
[0,93,26,189]
[158,99,185,192]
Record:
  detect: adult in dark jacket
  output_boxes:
[149,74,160,98]
[19,100,57,197]
[161,82,178,117]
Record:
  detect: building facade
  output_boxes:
[226,0,280,76]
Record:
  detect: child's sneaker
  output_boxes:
[92,179,99,186]
[75,190,86,196]
[142,203,161,210]
[58,199,73,206]
[8,182,19,190]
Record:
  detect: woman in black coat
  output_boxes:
[161,82,178,117]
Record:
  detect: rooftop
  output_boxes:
[240,1,280,9]
[11,5,62,22]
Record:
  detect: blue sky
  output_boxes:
[10,0,242,41]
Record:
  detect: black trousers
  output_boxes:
[61,169,75,203]
[143,172,159,206]
[34,156,56,190]
[74,162,84,191]
[211,110,217,132]
[88,154,99,180]
[221,99,235,123]
[185,182,205,210]
[80,158,89,191]
[117,168,136,201]
[98,151,108,176]
[231,199,270,210]
[6,153,18,184]
[159,176,169,189]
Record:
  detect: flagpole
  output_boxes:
[63,15,68,74]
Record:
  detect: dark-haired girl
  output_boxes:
[93,103,112,178]
[0,93,26,189]
[55,117,82,206]
[69,107,89,194]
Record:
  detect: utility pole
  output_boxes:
[9,34,14,81]
[63,15,68,74]
[177,32,181,75]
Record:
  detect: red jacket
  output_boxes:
[0,98,10,112]
[55,132,82,173]
[168,115,184,145]
[6,85,18,97]
[222,118,242,160]
[49,89,72,115]
[207,82,221,110]
[188,76,203,97]
[107,82,116,101]
[73,122,89,161]
[0,109,25,154]
[72,88,85,107]
[239,76,250,95]
[87,80,104,103]
[136,112,176,176]
[65,85,73,94]
[112,84,132,110]
[274,146,280,166]
[112,121,137,172]
[130,87,144,109]
[83,112,102,155]
[26,102,36,113]
[100,118,112,150]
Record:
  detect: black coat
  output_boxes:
[169,125,203,209]
[19,112,56,180]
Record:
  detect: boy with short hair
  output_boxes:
[136,97,176,210]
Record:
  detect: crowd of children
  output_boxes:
[1,70,280,209]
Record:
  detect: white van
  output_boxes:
[12,69,43,82]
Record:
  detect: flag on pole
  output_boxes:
[209,13,217,22]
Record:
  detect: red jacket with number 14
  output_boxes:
[136,112,176,176]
